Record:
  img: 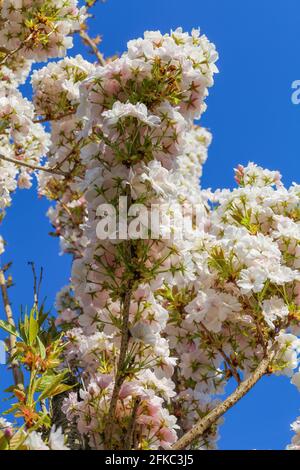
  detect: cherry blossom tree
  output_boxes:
[0,0,300,451]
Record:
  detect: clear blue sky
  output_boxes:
[1,0,300,450]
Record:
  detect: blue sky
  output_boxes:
[0,0,300,450]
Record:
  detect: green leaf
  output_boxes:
[0,435,9,450]
[37,336,46,359]
[29,308,39,346]
[23,312,29,342]
[3,403,20,415]
[47,383,75,398]
[9,425,27,450]
[38,372,68,401]
[38,413,51,427]
[0,320,20,338]
[35,374,56,393]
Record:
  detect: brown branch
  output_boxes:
[105,287,132,448]
[33,110,76,124]
[199,322,241,384]
[105,184,133,449]
[172,349,276,450]
[0,34,33,66]
[79,29,105,66]
[255,318,268,355]
[28,262,43,309]
[0,154,67,176]
[172,366,185,438]
[0,268,23,386]
[124,398,140,450]
[52,136,84,170]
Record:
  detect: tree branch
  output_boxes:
[105,184,133,449]
[105,287,132,448]
[0,154,67,176]
[0,268,23,386]
[172,349,276,450]
[52,136,84,171]
[33,110,76,124]
[199,322,241,384]
[124,398,140,450]
[79,29,105,66]
[0,34,33,66]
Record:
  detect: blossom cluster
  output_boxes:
[24,426,69,450]
[0,0,85,257]
[30,55,98,257]
[37,28,300,451]
[52,27,219,450]
[0,0,85,62]
[1,12,300,451]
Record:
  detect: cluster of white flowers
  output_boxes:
[176,125,211,186]
[24,426,69,450]
[0,84,50,182]
[31,55,95,119]
[34,28,300,451]
[30,55,97,257]
[0,0,85,61]
[0,0,85,258]
[1,11,300,450]
[0,63,45,257]
[53,28,219,450]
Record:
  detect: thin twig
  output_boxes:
[105,288,132,448]
[172,366,185,438]
[79,29,105,66]
[0,268,23,386]
[124,398,140,450]
[0,154,67,176]
[255,318,267,355]
[28,262,43,309]
[172,349,276,450]
[105,184,133,449]
[0,34,33,66]
[52,136,84,170]
[199,322,241,384]
[37,267,43,307]
[33,110,76,124]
